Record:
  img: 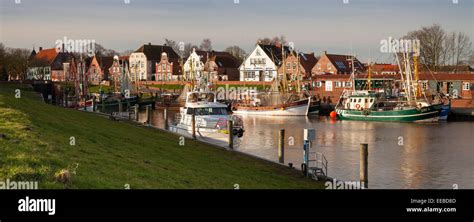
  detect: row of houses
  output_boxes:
[26,42,473,86]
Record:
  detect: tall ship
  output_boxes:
[335,48,444,122]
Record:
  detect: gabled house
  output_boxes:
[88,55,114,85]
[311,51,364,75]
[183,48,204,81]
[277,51,318,80]
[195,50,240,81]
[129,43,180,81]
[239,44,290,82]
[27,47,75,81]
[155,52,176,81]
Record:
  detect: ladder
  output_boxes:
[307,152,328,181]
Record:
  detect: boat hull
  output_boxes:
[336,106,440,122]
[169,125,240,147]
[232,100,310,116]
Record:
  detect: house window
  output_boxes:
[327,64,332,70]
[335,81,342,88]
[317,63,321,70]
[314,81,322,87]
[422,82,428,90]
[463,82,470,91]
[345,81,352,88]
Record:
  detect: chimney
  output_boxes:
[39,47,43,51]
[148,42,151,46]
[323,50,327,55]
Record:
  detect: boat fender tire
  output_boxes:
[301,163,307,176]
[355,104,361,110]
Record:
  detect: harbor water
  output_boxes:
[141,109,474,189]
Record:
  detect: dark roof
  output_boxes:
[298,52,318,73]
[325,52,364,73]
[97,56,114,77]
[195,50,240,68]
[134,44,179,61]
[258,44,291,66]
[50,52,75,70]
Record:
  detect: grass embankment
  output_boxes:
[0,84,323,189]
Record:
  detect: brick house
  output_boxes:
[311,51,364,75]
[155,52,175,81]
[88,55,114,85]
[277,51,317,80]
[196,50,240,81]
[130,43,181,81]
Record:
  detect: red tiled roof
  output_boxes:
[33,48,58,65]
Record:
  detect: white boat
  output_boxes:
[232,97,311,116]
[169,91,244,146]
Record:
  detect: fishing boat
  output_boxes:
[335,50,441,122]
[169,91,244,144]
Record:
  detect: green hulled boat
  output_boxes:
[335,91,440,122]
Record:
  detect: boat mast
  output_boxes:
[367,59,372,91]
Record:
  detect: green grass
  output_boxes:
[0,84,323,189]
[89,85,110,94]
[148,84,184,90]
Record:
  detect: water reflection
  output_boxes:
[143,109,474,189]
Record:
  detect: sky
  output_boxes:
[0,0,473,63]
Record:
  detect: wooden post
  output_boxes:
[134,104,139,121]
[118,100,123,112]
[360,143,368,188]
[164,108,169,130]
[278,129,285,163]
[228,120,233,149]
[192,113,196,139]
[146,105,152,125]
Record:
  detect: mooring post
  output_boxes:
[360,143,368,188]
[146,105,152,125]
[192,113,196,139]
[279,129,285,163]
[164,107,169,130]
[134,104,139,121]
[228,120,234,149]
[118,100,123,112]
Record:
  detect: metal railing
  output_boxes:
[308,152,328,179]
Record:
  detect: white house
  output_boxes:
[239,44,290,82]
[129,43,180,81]
[129,52,147,81]
[183,48,204,81]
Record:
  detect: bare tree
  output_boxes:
[469,51,474,66]
[164,38,180,54]
[442,32,455,66]
[224,45,247,63]
[257,35,287,46]
[199,38,212,51]
[406,24,445,69]
[453,32,472,65]
[120,49,135,56]
[4,47,30,80]
[183,43,198,58]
